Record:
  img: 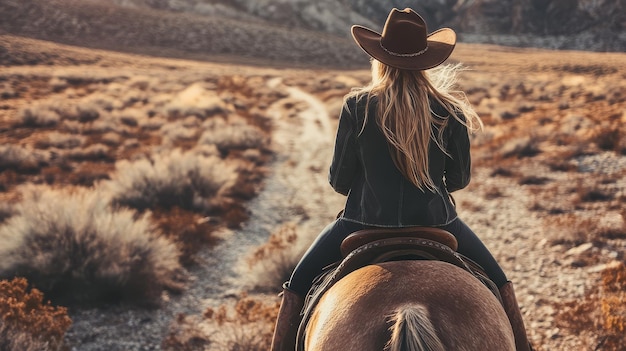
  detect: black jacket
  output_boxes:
[329,95,471,227]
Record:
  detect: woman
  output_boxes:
[271,8,533,351]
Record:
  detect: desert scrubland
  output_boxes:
[0,27,625,351]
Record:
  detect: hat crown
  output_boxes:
[350,7,456,70]
[380,8,428,55]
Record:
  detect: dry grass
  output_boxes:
[556,263,626,351]
[106,148,237,213]
[16,105,61,128]
[240,223,303,293]
[34,132,86,149]
[0,186,187,305]
[154,207,219,267]
[162,293,279,351]
[542,212,626,247]
[0,145,50,173]
[199,116,270,154]
[164,83,229,119]
[0,277,72,351]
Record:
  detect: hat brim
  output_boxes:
[351,25,456,71]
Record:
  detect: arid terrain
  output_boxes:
[0,9,625,351]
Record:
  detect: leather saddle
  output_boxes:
[295,226,501,351]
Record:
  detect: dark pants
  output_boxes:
[288,217,508,296]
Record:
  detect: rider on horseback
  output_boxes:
[271,8,534,351]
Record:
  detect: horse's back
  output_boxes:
[305,260,515,351]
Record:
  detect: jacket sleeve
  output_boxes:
[444,117,471,192]
[328,102,359,196]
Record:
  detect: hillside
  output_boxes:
[0,0,368,68]
[1,0,624,73]
[44,0,626,51]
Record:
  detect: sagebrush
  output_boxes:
[0,186,186,305]
[105,148,236,213]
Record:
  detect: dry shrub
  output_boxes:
[0,203,15,223]
[518,176,551,185]
[75,104,101,123]
[88,119,131,135]
[0,186,186,305]
[0,277,72,351]
[67,143,111,161]
[165,83,229,119]
[140,116,167,131]
[80,94,118,113]
[484,186,504,199]
[106,148,236,213]
[557,263,626,351]
[546,159,578,172]
[163,294,279,351]
[576,185,613,203]
[115,109,143,127]
[60,119,83,134]
[593,127,622,153]
[544,214,602,245]
[490,167,515,177]
[17,105,61,127]
[242,224,303,293]
[161,314,211,351]
[500,135,542,159]
[199,117,269,154]
[203,294,279,351]
[160,121,199,145]
[0,145,50,172]
[34,132,86,149]
[101,132,122,146]
[62,162,112,187]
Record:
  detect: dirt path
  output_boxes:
[265,77,342,231]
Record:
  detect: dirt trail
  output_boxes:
[64,78,343,351]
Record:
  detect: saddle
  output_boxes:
[295,227,502,351]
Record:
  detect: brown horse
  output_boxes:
[304,260,515,351]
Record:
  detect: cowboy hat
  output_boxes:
[351,8,456,71]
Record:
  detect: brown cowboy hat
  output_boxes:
[351,8,456,71]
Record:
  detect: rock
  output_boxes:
[587,260,623,273]
[564,242,594,257]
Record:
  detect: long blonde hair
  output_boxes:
[346,60,482,192]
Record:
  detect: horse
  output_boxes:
[303,259,515,351]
